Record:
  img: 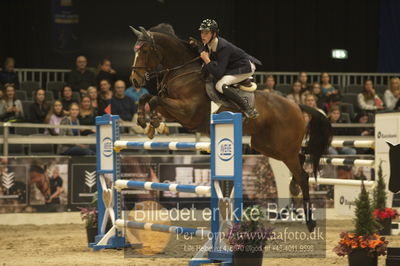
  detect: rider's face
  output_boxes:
[201,30,214,44]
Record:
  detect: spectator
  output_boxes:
[310,82,325,108]
[28,89,50,126]
[79,95,96,135]
[0,57,19,89]
[95,59,117,86]
[97,79,113,116]
[111,80,137,122]
[45,100,64,136]
[384,77,400,110]
[286,81,304,104]
[262,75,283,96]
[327,106,356,155]
[320,72,338,97]
[298,71,310,93]
[357,79,384,112]
[67,56,95,95]
[58,103,95,156]
[304,94,326,115]
[61,85,78,115]
[125,85,149,105]
[86,86,98,110]
[351,111,374,155]
[323,94,342,114]
[0,84,24,122]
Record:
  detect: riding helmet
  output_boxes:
[198,19,219,33]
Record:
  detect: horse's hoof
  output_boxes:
[150,119,160,129]
[156,122,169,135]
[137,116,147,128]
[144,125,155,139]
[289,178,301,196]
[306,219,316,232]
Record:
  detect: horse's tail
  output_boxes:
[299,105,332,179]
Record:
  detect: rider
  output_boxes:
[197,19,261,118]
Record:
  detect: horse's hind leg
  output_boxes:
[289,153,306,196]
[284,156,316,232]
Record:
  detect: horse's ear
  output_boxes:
[139,26,152,41]
[129,26,142,38]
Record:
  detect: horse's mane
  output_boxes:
[149,23,198,57]
[149,23,177,38]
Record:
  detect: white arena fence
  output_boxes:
[14,68,400,91]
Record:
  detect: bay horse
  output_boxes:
[129,24,331,232]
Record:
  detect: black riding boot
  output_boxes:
[222,84,259,119]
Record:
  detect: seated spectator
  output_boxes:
[298,71,311,93]
[125,85,149,105]
[67,56,95,95]
[61,85,78,115]
[327,106,356,155]
[357,79,384,112]
[45,100,64,136]
[28,89,50,126]
[79,95,96,135]
[58,103,95,156]
[286,81,304,104]
[384,77,400,110]
[351,111,374,154]
[320,72,338,97]
[97,79,113,116]
[327,105,349,134]
[310,82,325,109]
[0,57,19,90]
[323,94,342,114]
[304,94,326,115]
[0,84,24,122]
[262,75,283,96]
[96,59,117,86]
[86,86,98,110]
[111,80,137,122]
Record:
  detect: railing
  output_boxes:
[15,68,70,88]
[0,122,374,156]
[14,68,400,91]
[254,71,400,89]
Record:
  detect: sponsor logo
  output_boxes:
[377,131,397,139]
[2,172,15,192]
[102,137,113,157]
[339,195,355,209]
[217,138,234,162]
[84,170,96,192]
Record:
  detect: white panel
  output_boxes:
[375,113,400,208]
[334,185,361,216]
[99,124,114,171]
[215,123,234,176]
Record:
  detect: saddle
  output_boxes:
[205,77,256,112]
[232,78,257,92]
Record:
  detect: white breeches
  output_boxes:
[215,61,256,93]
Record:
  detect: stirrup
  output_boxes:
[244,109,259,119]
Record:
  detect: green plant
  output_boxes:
[333,181,388,257]
[78,207,98,229]
[354,181,380,235]
[373,161,387,211]
[227,205,273,252]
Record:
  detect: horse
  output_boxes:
[129,24,332,232]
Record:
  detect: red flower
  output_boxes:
[373,208,398,221]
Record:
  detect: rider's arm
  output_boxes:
[204,46,230,80]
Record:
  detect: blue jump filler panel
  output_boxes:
[93,112,243,266]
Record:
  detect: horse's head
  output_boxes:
[130,26,162,87]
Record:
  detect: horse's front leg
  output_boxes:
[137,94,153,128]
[148,96,170,136]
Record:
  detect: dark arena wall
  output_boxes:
[0,0,383,76]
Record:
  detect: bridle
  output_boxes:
[131,33,200,88]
